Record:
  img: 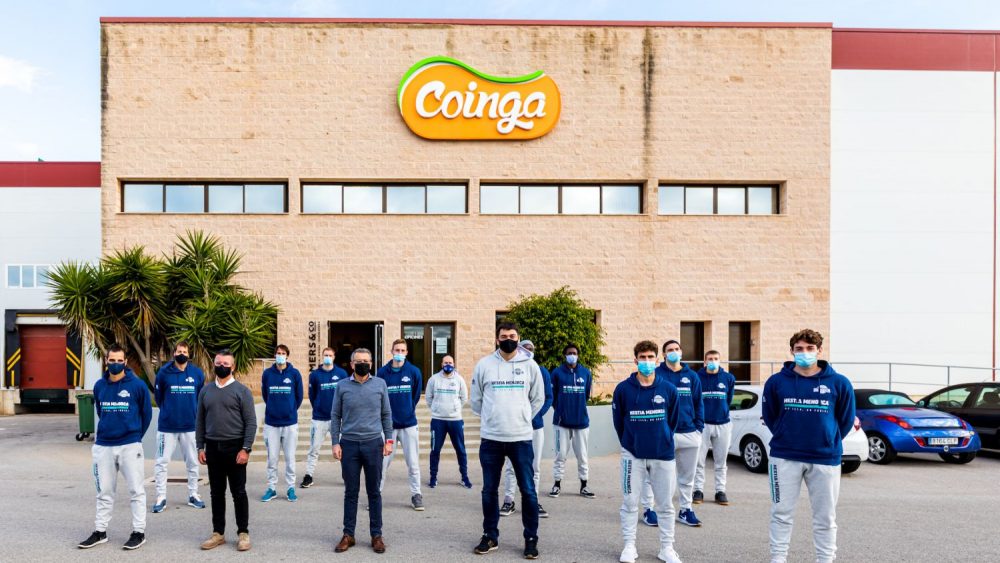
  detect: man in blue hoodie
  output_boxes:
[78,344,153,551]
[613,340,682,563]
[301,346,347,489]
[376,338,424,511]
[548,343,595,499]
[762,329,855,563]
[693,350,736,506]
[261,344,304,503]
[152,341,205,513]
[642,339,704,528]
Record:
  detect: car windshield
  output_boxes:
[863,393,916,408]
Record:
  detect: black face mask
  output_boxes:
[175,354,189,365]
[498,339,518,354]
[214,365,232,378]
[354,363,372,376]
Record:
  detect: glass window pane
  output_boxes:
[165,184,204,213]
[748,186,776,215]
[208,185,243,213]
[344,185,383,214]
[480,185,519,214]
[245,184,285,213]
[387,186,426,214]
[717,187,746,214]
[36,265,50,285]
[561,186,600,214]
[427,185,466,214]
[658,186,684,215]
[602,185,640,214]
[302,184,343,214]
[686,187,714,214]
[21,265,35,288]
[123,183,163,213]
[520,185,558,215]
[7,265,20,288]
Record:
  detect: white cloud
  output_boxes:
[0,55,41,92]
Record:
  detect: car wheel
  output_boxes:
[841,460,861,474]
[742,436,768,474]
[866,433,897,465]
[939,452,977,464]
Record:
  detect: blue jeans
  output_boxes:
[340,438,383,537]
[429,419,468,478]
[480,438,538,541]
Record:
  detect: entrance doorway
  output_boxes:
[401,322,455,385]
[328,322,383,374]
[680,321,706,371]
[728,322,752,383]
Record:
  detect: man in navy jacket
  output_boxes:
[152,341,205,513]
[548,343,595,499]
[693,349,736,506]
[260,344,304,503]
[301,346,347,488]
[376,338,424,511]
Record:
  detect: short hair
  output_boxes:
[704,349,721,359]
[107,343,125,357]
[391,338,407,349]
[174,340,190,352]
[633,340,658,357]
[563,343,579,355]
[351,347,372,362]
[321,346,335,355]
[275,344,290,355]
[496,321,519,338]
[214,348,233,358]
[790,329,824,349]
[662,339,681,352]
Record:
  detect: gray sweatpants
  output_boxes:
[694,422,732,493]
[153,430,199,499]
[305,419,332,477]
[642,430,700,510]
[92,443,146,533]
[552,426,589,481]
[380,425,422,495]
[264,423,298,490]
[769,456,841,563]
[504,427,544,502]
[620,448,675,550]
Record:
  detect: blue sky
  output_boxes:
[2,0,999,161]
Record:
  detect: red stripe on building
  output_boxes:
[833,30,998,71]
[0,162,101,188]
[98,16,831,28]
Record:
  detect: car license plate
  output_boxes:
[928,437,958,446]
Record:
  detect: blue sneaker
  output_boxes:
[461,476,473,489]
[261,489,277,503]
[187,495,206,509]
[641,508,658,527]
[428,476,438,489]
[287,487,298,502]
[152,498,166,513]
[677,508,702,527]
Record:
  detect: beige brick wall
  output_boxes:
[100,22,831,395]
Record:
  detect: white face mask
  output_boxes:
[275,354,287,366]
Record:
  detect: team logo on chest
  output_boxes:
[118,390,130,398]
[652,394,665,404]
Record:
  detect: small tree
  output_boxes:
[47,231,278,389]
[503,286,608,375]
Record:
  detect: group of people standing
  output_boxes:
[75,324,855,563]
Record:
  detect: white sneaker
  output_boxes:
[658,546,683,563]
[770,558,787,563]
[619,544,638,563]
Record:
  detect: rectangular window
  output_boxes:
[305,184,467,215]
[208,184,244,213]
[480,184,642,215]
[7,265,20,288]
[122,182,286,214]
[387,186,426,214]
[21,265,36,288]
[5,264,52,289]
[244,184,285,213]
[427,185,466,214]
[165,184,205,213]
[302,184,343,214]
[658,185,779,215]
[343,185,383,214]
[123,183,164,212]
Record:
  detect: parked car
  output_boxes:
[728,385,868,474]
[855,389,980,465]
[916,382,1000,450]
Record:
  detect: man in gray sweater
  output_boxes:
[196,350,257,552]
[330,348,393,554]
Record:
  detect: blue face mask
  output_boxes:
[275,354,287,366]
[706,361,719,371]
[565,354,578,365]
[108,362,125,375]
[323,356,333,366]
[666,351,681,364]
[393,354,406,363]
[794,352,818,368]
[442,365,455,374]
[637,360,657,375]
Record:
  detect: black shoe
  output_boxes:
[692,490,704,504]
[538,504,549,518]
[78,531,107,549]
[548,482,561,498]
[474,535,499,554]
[715,491,730,505]
[523,536,539,559]
[500,501,516,517]
[579,485,595,499]
[300,474,314,488]
[122,532,146,550]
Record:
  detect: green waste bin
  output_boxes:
[76,393,95,441]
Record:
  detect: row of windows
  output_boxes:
[121,182,779,216]
[6,264,51,289]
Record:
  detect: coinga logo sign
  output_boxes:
[397,56,561,140]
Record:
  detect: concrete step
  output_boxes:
[248,446,479,462]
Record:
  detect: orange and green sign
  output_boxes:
[398,56,561,141]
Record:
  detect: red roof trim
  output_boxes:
[0,162,101,188]
[98,16,831,28]
[833,29,999,71]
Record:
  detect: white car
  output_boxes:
[727,385,869,474]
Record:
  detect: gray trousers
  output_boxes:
[93,443,146,533]
[769,456,841,563]
[264,423,298,490]
[153,430,200,499]
[620,448,675,550]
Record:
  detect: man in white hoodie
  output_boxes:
[425,355,472,489]
[471,322,545,560]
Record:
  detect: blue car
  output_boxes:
[855,389,981,465]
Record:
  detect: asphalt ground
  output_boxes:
[1,414,998,562]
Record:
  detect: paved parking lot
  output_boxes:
[1,414,998,562]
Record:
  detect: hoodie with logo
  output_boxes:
[425,370,468,420]
[612,373,680,460]
[656,362,704,434]
[532,365,553,431]
[762,361,857,466]
[261,363,304,427]
[551,362,592,429]
[376,360,423,429]
[470,347,545,442]
[94,368,153,446]
[309,365,348,421]
[696,367,736,425]
[154,361,205,433]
